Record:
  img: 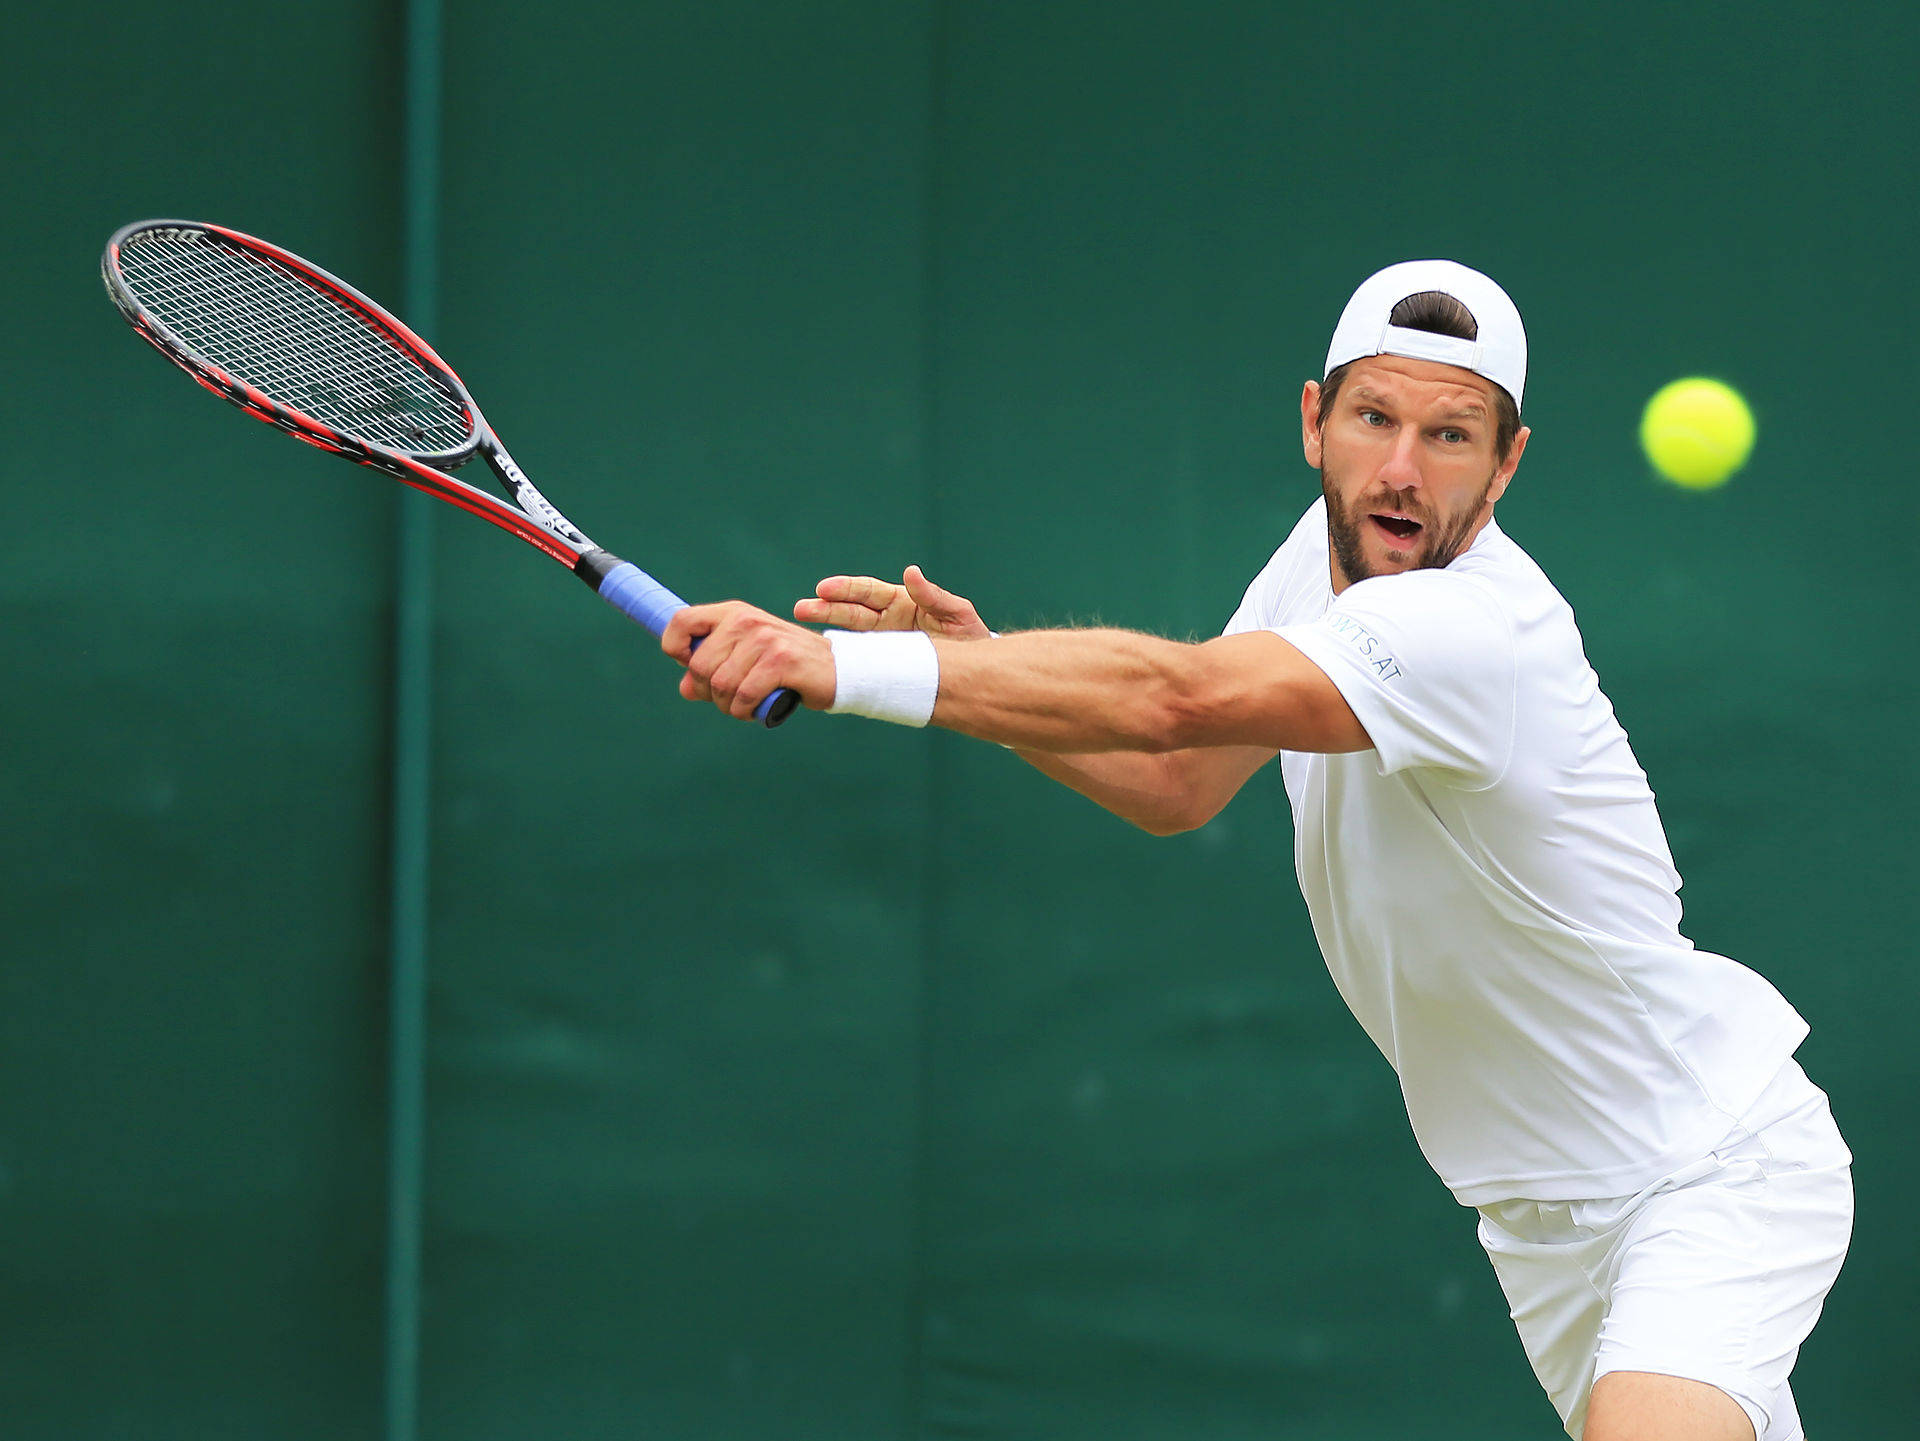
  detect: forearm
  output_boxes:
[1012,745,1193,835]
[929,629,1201,752]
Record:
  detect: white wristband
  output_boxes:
[825,630,940,727]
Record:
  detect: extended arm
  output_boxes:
[791,568,1312,832]
[664,571,1370,831]
[928,628,1369,756]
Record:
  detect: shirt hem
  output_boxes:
[1442,1021,1808,1207]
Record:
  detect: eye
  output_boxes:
[1359,409,1389,427]
[1437,427,1468,444]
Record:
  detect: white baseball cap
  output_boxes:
[1325,260,1527,410]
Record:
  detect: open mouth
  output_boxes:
[1369,512,1425,549]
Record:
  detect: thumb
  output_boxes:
[902,564,960,614]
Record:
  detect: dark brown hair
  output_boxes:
[1318,290,1522,461]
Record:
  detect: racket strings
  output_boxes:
[116,231,472,456]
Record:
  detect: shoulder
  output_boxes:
[1314,546,1522,704]
[1449,521,1564,613]
[1350,522,1559,632]
[1287,495,1329,546]
[1444,523,1589,665]
[1335,567,1512,648]
[1225,497,1331,635]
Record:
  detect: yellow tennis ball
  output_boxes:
[1639,377,1755,490]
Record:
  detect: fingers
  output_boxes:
[791,567,988,639]
[699,627,784,721]
[668,604,732,709]
[665,601,834,719]
[710,658,760,719]
[795,573,919,630]
[661,602,723,664]
[794,575,900,628]
[728,651,799,721]
[819,574,900,607]
[667,602,759,711]
[793,598,888,629]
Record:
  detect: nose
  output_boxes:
[1378,428,1424,494]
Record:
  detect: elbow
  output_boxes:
[1124,802,1186,837]
[1127,753,1218,838]
[1147,784,1230,836]
[1134,810,1203,838]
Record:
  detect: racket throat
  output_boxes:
[572,547,626,588]
[485,443,597,553]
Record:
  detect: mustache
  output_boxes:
[1350,492,1432,525]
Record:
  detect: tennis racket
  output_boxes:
[100,218,798,728]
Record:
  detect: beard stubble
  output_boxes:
[1322,469,1495,587]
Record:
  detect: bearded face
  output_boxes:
[1305,356,1525,592]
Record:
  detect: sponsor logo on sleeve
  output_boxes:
[1322,612,1402,682]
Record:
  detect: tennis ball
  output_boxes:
[1639,377,1755,490]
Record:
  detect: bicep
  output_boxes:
[1183,631,1373,755]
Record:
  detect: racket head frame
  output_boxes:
[103,218,797,726]
[101,218,586,566]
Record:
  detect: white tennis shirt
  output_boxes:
[1227,499,1806,1205]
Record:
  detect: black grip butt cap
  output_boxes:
[762,690,801,729]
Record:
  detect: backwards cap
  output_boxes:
[1325,260,1527,410]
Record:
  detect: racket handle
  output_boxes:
[588,556,799,728]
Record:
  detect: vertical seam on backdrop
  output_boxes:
[903,4,950,1437]
[383,1,442,1439]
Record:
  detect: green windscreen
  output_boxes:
[4,3,1909,1438]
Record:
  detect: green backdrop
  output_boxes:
[4,4,1911,1438]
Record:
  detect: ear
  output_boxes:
[1485,424,1530,506]
[1301,380,1324,469]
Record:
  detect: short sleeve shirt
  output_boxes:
[1229,499,1807,1204]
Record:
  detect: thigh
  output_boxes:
[1479,1065,1852,1441]
[1585,1369,1756,1441]
[1477,1200,1611,1436]
[1592,1075,1852,1440]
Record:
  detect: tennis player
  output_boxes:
[662,261,1853,1441]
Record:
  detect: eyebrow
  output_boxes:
[1350,386,1487,422]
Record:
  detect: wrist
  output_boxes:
[825,630,940,727]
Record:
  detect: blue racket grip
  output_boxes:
[593,559,799,728]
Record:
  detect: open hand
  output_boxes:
[793,565,992,640]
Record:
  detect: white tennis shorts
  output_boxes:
[1475,1059,1853,1441]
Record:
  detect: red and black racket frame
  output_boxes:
[102,219,599,572]
[101,218,797,726]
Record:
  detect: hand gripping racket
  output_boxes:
[101,218,798,727]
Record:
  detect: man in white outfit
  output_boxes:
[662,260,1853,1441]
